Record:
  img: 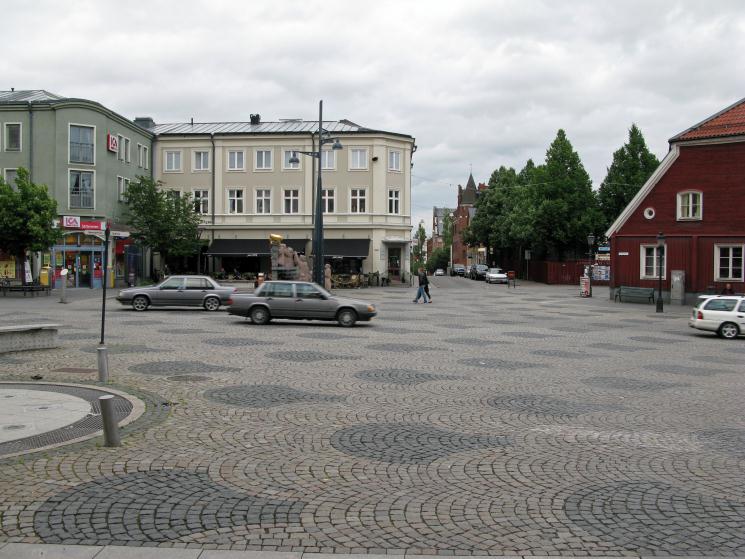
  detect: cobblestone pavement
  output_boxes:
[1,279,744,556]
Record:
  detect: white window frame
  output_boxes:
[166,189,182,200]
[321,150,336,170]
[192,150,210,172]
[676,190,703,221]
[349,148,368,171]
[137,143,147,168]
[117,176,131,202]
[388,189,400,214]
[714,244,744,282]
[117,134,125,161]
[283,149,301,170]
[3,168,18,185]
[193,189,209,215]
[164,150,182,172]
[227,150,245,171]
[255,148,273,171]
[640,244,666,280]
[228,188,245,214]
[388,149,402,172]
[283,188,300,214]
[68,168,96,210]
[143,146,149,170]
[322,188,335,214]
[123,137,131,163]
[255,188,271,214]
[4,123,22,152]
[68,123,96,165]
[350,188,367,213]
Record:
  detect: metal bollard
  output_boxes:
[97,345,109,383]
[59,271,68,304]
[98,395,121,447]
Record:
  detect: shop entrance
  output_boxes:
[387,248,401,280]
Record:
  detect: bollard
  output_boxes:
[99,395,121,447]
[97,345,109,383]
[59,269,68,304]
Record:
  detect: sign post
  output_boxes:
[98,221,111,383]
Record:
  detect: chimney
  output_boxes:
[250,114,261,125]
[133,117,156,130]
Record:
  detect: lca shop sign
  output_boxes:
[107,133,119,152]
[62,216,105,230]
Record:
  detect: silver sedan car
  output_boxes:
[116,275,236,312]
[228,281,376,327]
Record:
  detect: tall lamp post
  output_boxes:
[656,232,665,313]
[587,233,595,297]
[289,100,343,285]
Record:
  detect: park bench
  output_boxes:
[0,324,60,354]
[614,286,655,303]
[1,279,51,297]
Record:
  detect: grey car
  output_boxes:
[116,275,236,312]
[228,281,376,327]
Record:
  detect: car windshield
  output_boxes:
[488,268,502,273]
[477,265,488,271]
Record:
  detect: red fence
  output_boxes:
[526,260,609,285]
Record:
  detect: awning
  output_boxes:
[321,239,370,258]
[206,238,307,256]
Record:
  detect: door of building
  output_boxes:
[388,248,401,280]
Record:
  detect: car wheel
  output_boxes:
[132,295,149,312]
[337,308,357,327]
[203,296,220,311]
[250,306,270,325]
[718,322,740,339]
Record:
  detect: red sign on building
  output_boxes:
[107,133,119,153]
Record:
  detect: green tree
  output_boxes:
[426,247,449,273]
[123,177,202,276]
[0,168,61,284]
[442,209,454,248]
[598,124,660,229]
[411,221,427,273]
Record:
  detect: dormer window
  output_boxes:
[677,191,702,220]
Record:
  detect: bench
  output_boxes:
[1,280,52,297]
[0,324,60,354]
[614,286,655,303]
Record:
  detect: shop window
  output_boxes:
[715,245,744,281]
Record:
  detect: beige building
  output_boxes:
[149,117,414,281]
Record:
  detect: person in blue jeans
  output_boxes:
[413,267,431,303]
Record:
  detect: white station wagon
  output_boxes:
[689,295,745,339]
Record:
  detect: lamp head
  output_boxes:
[657,231,665,247]
[331,139,343,150]
[587,233,595,246]
[288,151,300,165]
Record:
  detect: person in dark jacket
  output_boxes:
[413,267,430,303]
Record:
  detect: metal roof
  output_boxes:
[0,90,66,103]
[151,120,411,138]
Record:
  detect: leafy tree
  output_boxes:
[441,209,454,248]
[426,247,449,273]
[123,177,202,276]
[598,124,660,229]
[0,168,61,283]
[411,221,427,273]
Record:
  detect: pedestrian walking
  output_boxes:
[413,267,431,303]
[424,273,432,302]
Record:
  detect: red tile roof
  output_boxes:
[672,97,745,142]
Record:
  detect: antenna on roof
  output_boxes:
[190,117,194,126]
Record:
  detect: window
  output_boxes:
[322,189,335,213]
[283,150,300,169]
[296,283,323,299]
[263,282,293,298]
[4,123,21,151]
[185,277,211,290]
[715,245,743,281]
[193,150,210,171]
[143,146,149,169]
[160,277,183,290]
[388,150,402,171]
[256,189,271,214]
[388,189,400,214]
[284,189,299,214]
[677,191,702,220]
[321,150,335,170]
[4,169,18,186]
[117,176,130,202]
[703,298,738,312]
[137,144,149,168]
[193,189,209,214]
[351,188,366,213]
[69,170,94,209]
[640,244,665,279]
[123,137,131,163]
[69,125,94,164]
[255,149,272,170]
[117,135,124,160]
[137,144,143,167]
[350,148,368,170]
[228,189,244,213]
[165,151,182,172]
[228,150,245,171]
[166,190,181,200]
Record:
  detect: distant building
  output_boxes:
[451,173,487,267]
[607,97,745,301]
[0,90,153,287]
[430,206,447,254]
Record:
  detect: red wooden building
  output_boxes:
[606,97,745,302]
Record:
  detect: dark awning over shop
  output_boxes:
[322,239,370,258]
[206,238,307,256]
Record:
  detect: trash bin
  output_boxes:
[39,266,51,286]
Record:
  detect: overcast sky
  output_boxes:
[3,0,744,232]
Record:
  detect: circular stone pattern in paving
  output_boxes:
[486,394,623,417]
[583,376,688,391]
[204,384,344,408]
[203,337,266,347]
[563,481,745,553]
[354,368,460,385]
[266,350,355,362]
[129,360,240,375]
[34,469,306,544]
[329,423,511,464]
[0,383,133,457]
[459,357,544,370]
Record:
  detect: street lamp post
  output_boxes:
[586,233,595,297]
[289,101,342,285]
[656,232,665,313]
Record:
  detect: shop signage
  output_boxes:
[618,251,629,256]
[0,258,15,278]
[62,216,105,230]
[107,133,119,152]
[63,216,81,228]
